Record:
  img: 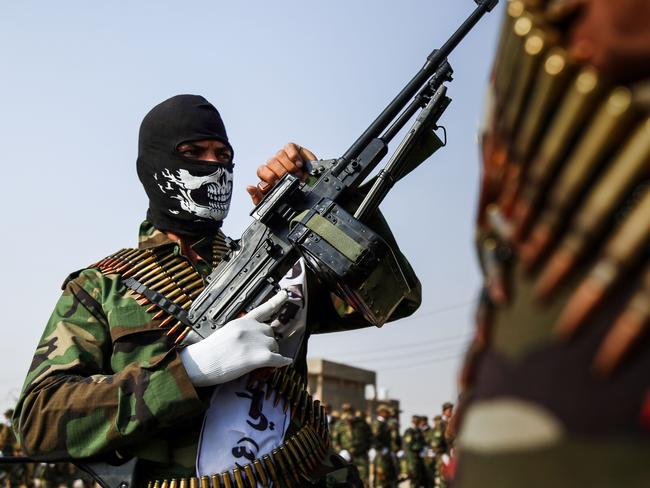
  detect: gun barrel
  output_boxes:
[341,0,498,162]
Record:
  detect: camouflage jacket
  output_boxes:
[14,219,420,480]
[371,418,392,451]
[387,418,401,452]
[332,416,373,457]
[402,427,425,455]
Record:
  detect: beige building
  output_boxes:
[307,358,376,413]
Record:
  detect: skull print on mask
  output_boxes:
[137,94,234,236]
[155,165,233,222]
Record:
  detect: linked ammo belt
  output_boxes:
[145,367,330,488]
[92,247,208,344]
[92,246,331,486]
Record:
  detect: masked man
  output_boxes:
[13,95,420,487]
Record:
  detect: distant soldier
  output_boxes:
[371,404,398,488]
[0,409,26,488]
[330,410,340,435]
[332,403,373,487]
[440,402,454,450]
[402,415,426,487]
[33,462,68,488]
[419,416,437,487]
[0,409,17,456]
[387,406,402,453]
[440,403,453,435]
[430,415,447,487]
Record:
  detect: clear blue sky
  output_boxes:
[0,1,501,426]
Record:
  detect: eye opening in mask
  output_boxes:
[175,139,235,168]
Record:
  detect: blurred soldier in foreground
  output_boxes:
[456,0,650,487]
[370,405,398,488]
[332,404,373,487]
[402,416,426,487]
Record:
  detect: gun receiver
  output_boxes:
[188,1,498,338]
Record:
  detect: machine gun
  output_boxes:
[75,1,499,486]
[186,0,499,339]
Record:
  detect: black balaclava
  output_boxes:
[137,94,234,236]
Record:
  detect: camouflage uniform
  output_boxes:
[439,403,453,452]
[14,220,420,484]
[332,407,373,487]
[370,407,397,488]
[0,409,26,488]
[402,417,426,488]
[419,418,436,488]
[386,407,401,479]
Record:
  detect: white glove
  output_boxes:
[368,448,377,462]
[180,290,293,387]
[339,449,352,462]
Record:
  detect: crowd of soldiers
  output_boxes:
[1,399,456,488]
[0,409,93,488]
[329,402,456,488]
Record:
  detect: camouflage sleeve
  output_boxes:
[13,269,205,459]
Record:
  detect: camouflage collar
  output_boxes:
[138,220,174,250]
[137,220,226,265]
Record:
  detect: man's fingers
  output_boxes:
[276,151,301,173]
[284,143,304,166]
[247,289,289,321]
[267,158,291,179]
[299,146,317,162]
[256,165,278,189]
[247,185,263,205]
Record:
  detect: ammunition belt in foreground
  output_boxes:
[146,367,330,488]
[472,0,650,378]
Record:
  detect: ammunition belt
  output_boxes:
[480,0,650,276]
[92,242,332,485]
[145,367,331,488]
[91,247,206,344]
[471,0,650,378]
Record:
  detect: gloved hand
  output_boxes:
[368,448,377,462]
[180,290,293,387]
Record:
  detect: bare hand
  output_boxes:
[247,143,317,205]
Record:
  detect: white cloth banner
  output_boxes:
[196,259,309,480]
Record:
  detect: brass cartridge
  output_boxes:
[513,67,601,235]
[512,48,572,164]
[501,29,550,138]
